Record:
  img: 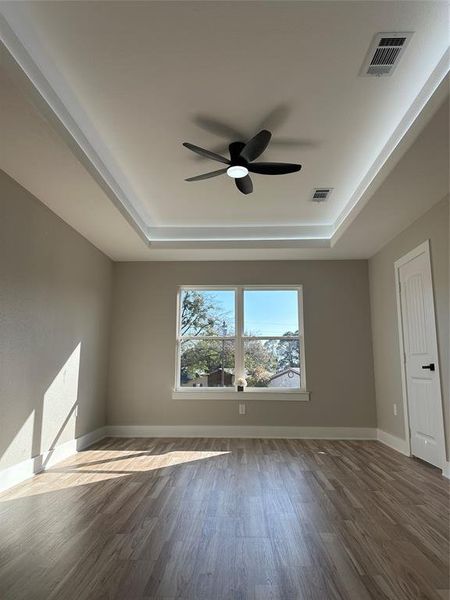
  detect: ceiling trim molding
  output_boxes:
[149,238,330,249]
[0,9,151,243]
[148,224,333,242]
[331,47,450,246]
[1,5,448,251]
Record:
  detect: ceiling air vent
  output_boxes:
[312,188,333,202]
[361,32,413,77]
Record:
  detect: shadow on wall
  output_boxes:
[1,342,82,471]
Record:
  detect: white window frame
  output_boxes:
[173,285,309,401]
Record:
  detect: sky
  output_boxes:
[244,290,298,336]
[190,289,299,336]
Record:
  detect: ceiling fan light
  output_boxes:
[227,166,248,179]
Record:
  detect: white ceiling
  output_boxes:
[0,1,448,259]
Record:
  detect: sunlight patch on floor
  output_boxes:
[0,450,230,501]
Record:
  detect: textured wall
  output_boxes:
[369,197,449,455]
[107,260,376,428]
[0,171,112,471]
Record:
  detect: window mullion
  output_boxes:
[235,286,244,382]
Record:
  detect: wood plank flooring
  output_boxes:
[0,438,448,600]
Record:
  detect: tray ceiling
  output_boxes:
[0,1,448,257]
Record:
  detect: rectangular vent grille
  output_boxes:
[379,37,406,47]
[361,32,413,77]
[312,188,332,202]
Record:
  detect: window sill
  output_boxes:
[171,389,310,401]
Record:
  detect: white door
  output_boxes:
[397,242,446,468]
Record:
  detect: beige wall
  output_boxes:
[0,170,112,471]
[107,260,376,428]
[369,197,449,455]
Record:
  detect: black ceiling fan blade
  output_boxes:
[192,143,229,160]
[248,162,302,175]
[240,130,272,162]
[183,143,230,165]
[235,175,253,195]
[185,168,228,181]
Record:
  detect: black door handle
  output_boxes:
[422,363,435,371]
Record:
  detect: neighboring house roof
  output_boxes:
[185,368,234,380]
[268,368,300,381]
[208,368,234,375]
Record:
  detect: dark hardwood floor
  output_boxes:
[0,438,448,600]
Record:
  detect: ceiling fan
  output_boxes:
[183,130,301,195]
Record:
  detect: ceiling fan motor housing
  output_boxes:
[229,141,248,166]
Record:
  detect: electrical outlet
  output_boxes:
[239,403,246,415]
[393,403,397,416]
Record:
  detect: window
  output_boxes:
[176,286,306,392]
[178,289,235,388]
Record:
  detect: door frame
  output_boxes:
[394,239,446,467]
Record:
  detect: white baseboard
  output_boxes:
[0,426,107,494]
[2,425,445,493]
[377,428,410,456]
[106,425,377,440]
[377,430,450,478]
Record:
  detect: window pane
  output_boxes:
[180,339,235,387]
[243,290,298,336]
[244,339,300,388]
[180,290,235,336]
